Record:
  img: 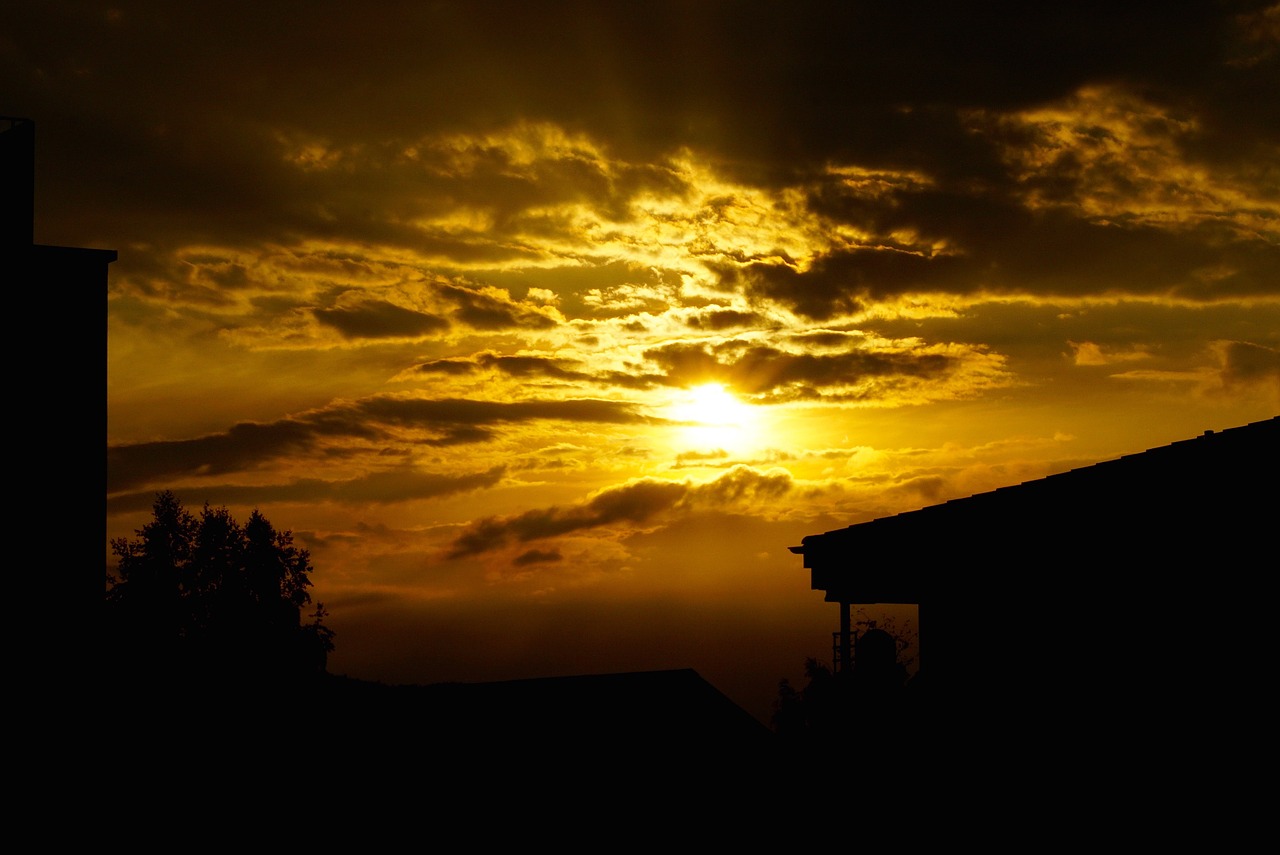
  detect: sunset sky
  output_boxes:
[13,1,1277,722]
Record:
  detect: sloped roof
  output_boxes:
[321,668,775,753]
[107,667,782,782]
[791,416,1278,605]
[212,667,783,778]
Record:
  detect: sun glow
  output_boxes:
[666,383,762,454]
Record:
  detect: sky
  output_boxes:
[11,1,1277,723]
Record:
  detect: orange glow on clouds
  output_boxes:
[73,2,1280,723]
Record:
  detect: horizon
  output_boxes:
[31,2,1277,725]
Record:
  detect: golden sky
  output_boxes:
[14,1,1277,722]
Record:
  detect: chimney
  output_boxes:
[1,117,36,248]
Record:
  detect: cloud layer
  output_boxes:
[62,1,1280,706]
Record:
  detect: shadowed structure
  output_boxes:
[2,117,117,285]
[790,416,1278,738]
[316,667,775,756]
[105,667,789,804]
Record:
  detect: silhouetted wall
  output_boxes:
[1,117,116,283]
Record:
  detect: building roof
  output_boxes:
[107,666,778,767]
[791,416,1279,605]
[322,668,775,753]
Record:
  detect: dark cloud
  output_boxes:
[420,426,496,447]
[108,395,658,493]
[595,369,671,390]
[447,465,793,558]
[476,353,587,380]
[447,479,686,558]
[692,465,793,504]
[788,331,861,348]
[435,283,560,330]
[17,1,1268,258]
[513,548,563,567]
[684,309,768,331]
[107,465,505,516]
[356,396,657,429]
[415,351,666,390]
[728,252,952,320]
[107,419,330,493]
[732,199,1280,317]
[643,341,954,400]
[314,300,449,339]
[1220,341,1280,389]
[415,358,479,376]
[639,343,722,387]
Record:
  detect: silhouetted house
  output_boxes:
[2,117,116,285]
[111,667,781,782]
[320,668,775,757]
[790,416,1279,712]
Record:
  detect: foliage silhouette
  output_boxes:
[772,620,917,754]
[106,491,334,687]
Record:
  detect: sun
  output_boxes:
[666,383,761,454]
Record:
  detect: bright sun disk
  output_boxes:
[667,383,760,453]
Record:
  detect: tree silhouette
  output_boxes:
[106,491,334,687]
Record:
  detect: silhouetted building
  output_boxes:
[318,668,775,755]
[108,667,782,787]
[790,416,1279,712]
[2,117,116,284]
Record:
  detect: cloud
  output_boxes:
[513,548,563,567]
[107,465,506,516]
[684,309,769,331]
[25,3,1272,264]
[107,419,328,493]
[81,25,1275,356]
[108,395,658,493]
[1218,340,1280,391]
[314,299,449,339]
[355,396,657,429]
[414,358,479,376]
[674,449,730,466]
[980,86,1280,240]
[435,282,562,330]
[414,352,587,381]
[1069,341,1152,366]
[642,340,964,401]
[414,342,961,400]
[81,0,1280,703]
[447,465,794,558]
